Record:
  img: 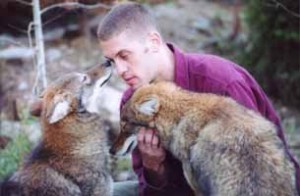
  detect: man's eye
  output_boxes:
[120,54,129,60]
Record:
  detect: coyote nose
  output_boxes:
[104,60,112,67]
[109,147,116,155]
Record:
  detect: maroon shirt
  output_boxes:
[121,43,300,195]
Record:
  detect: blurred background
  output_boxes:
[0,0,299,182]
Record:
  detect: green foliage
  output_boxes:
[0,133,31,180]
[212,1,300,107]
[19,107,39,126]
[239,0,300,107]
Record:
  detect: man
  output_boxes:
[97,2,299,196]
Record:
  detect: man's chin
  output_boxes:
[127,81,142,89]
[127,79,149,89]
[130,83,141,90]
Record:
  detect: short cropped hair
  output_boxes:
[97,2,158,41]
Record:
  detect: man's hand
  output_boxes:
[137,127,167,186]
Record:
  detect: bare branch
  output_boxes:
[40,2,111,15]
[28,22,40,96]
[27,21,34,50]
[7,23,28,34]
[15,0,32,6]
[32,0,47,96]
[27,21,40,96]
[42,11,67,27]
[266,0,300,18]
[27,21,37,74]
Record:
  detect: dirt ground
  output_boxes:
[1,0,299,180]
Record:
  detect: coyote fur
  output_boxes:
[1,63,113,196]
[110,81,297,196]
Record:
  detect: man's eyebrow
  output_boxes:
[105,50,129,62]
[116,50,130,57]
[104,51,121,62]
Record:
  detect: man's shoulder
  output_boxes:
[186,53,235,71]
[186,53,245,83]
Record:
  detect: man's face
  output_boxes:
[100,32,157,89]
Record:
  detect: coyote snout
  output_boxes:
[0,62,113,196]
[109,122,138,156]
[44,61,112,122]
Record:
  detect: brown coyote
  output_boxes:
[1,62,113,196]
[111,81,297,196]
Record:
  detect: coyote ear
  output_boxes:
[46,93,72,124]
[138,97,159,116]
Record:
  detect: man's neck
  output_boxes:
[157,43,175,82]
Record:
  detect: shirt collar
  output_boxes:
[167,43,190,89]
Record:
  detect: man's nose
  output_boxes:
[115,60,129,76]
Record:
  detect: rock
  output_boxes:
[0,135,11,149]
[0,47,34,60]
[46,48,62,62]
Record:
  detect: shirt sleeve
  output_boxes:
[225,81,259,113]
[131,147,194,195]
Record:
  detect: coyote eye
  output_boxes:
[83,75,87,81]
[81,75,91,85]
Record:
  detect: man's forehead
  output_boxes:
[100,33,132,58]
[100,41,120,58]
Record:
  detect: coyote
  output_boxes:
[1,62,113,196]
[110,81,297,196]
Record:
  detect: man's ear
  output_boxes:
[147,31,161,53]
[138,97,159,116]
[46,93,72,124]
